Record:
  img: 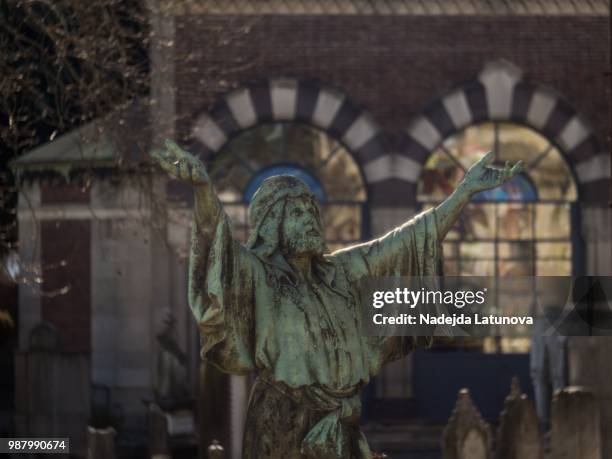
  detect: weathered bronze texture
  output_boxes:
[151,140,521,459]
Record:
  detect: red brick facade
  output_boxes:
[171,14,609,207]
[174,14,609,143]
[41,220,91,353]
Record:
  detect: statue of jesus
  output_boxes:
[151,140,522,459]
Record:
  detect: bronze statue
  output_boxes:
[151,140,522,459]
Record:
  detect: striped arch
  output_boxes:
[396,60,610,205]
[190,78,393,202]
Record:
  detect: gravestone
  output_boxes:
[87,426,116,459]
[497,376,543,459]
[442,388,492,459]
[551,386,601,459]
[207,439,224,459]
[149,404,170,459]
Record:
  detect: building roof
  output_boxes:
[180,0,608,15]
[11,100,151,181]
[11,124,118,169]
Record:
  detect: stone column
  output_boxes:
[149,404,170,459]
[229,375,248,459]
[550,386,601,459]
[16,183,41,352]
[569,205,612,457]
[146,0,176,147]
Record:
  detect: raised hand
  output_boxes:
[150,139,210,185]
[435,152,524,240]
[461,151,523,195]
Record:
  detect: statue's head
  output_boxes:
[246,175,327,258]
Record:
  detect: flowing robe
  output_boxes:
[189,188,442,458]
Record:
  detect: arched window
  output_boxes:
[419,122,576,277]
[417,122,577,352]
[207,123,368,251]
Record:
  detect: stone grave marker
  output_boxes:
[442,388,492,459]
[207,439,224,459]
[149,404,170,459]
[551,386,601,459]
[497,376,544,459]
[87,426,115,459]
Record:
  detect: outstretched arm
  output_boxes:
[151,140,227,318]
[150,140,257,374]
[331,153,523,368]
[331,152,523,281]
[150,139,222,231]
[435,152,523,240]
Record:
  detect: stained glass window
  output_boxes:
[417,122,577,353]
[208,123,367,249]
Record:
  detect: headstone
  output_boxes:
[165,409,195,436]
[551,386,601,459]
[149,404,170,459]
[207,439,224,459]
[497,376,544,459]
[87,426,116,459]
[442,388,492,459]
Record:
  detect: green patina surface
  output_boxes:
[151,140,521,459]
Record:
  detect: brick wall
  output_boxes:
[174,14,609,147]
[41,220,91,353]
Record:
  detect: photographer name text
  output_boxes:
[372,313,534,326]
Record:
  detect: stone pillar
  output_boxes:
[550,387,601,459]
[229,375,248,459]
[87,426,116,459]
[198,361,230,459]
[569,205,612,457]
[369,206,418,400]
[442,388,492,459]
[90,181,155,432]
[146,0,176,147]
[16,183,41,351]
[497,377,543,459]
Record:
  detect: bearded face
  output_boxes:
[280,197,326,256]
